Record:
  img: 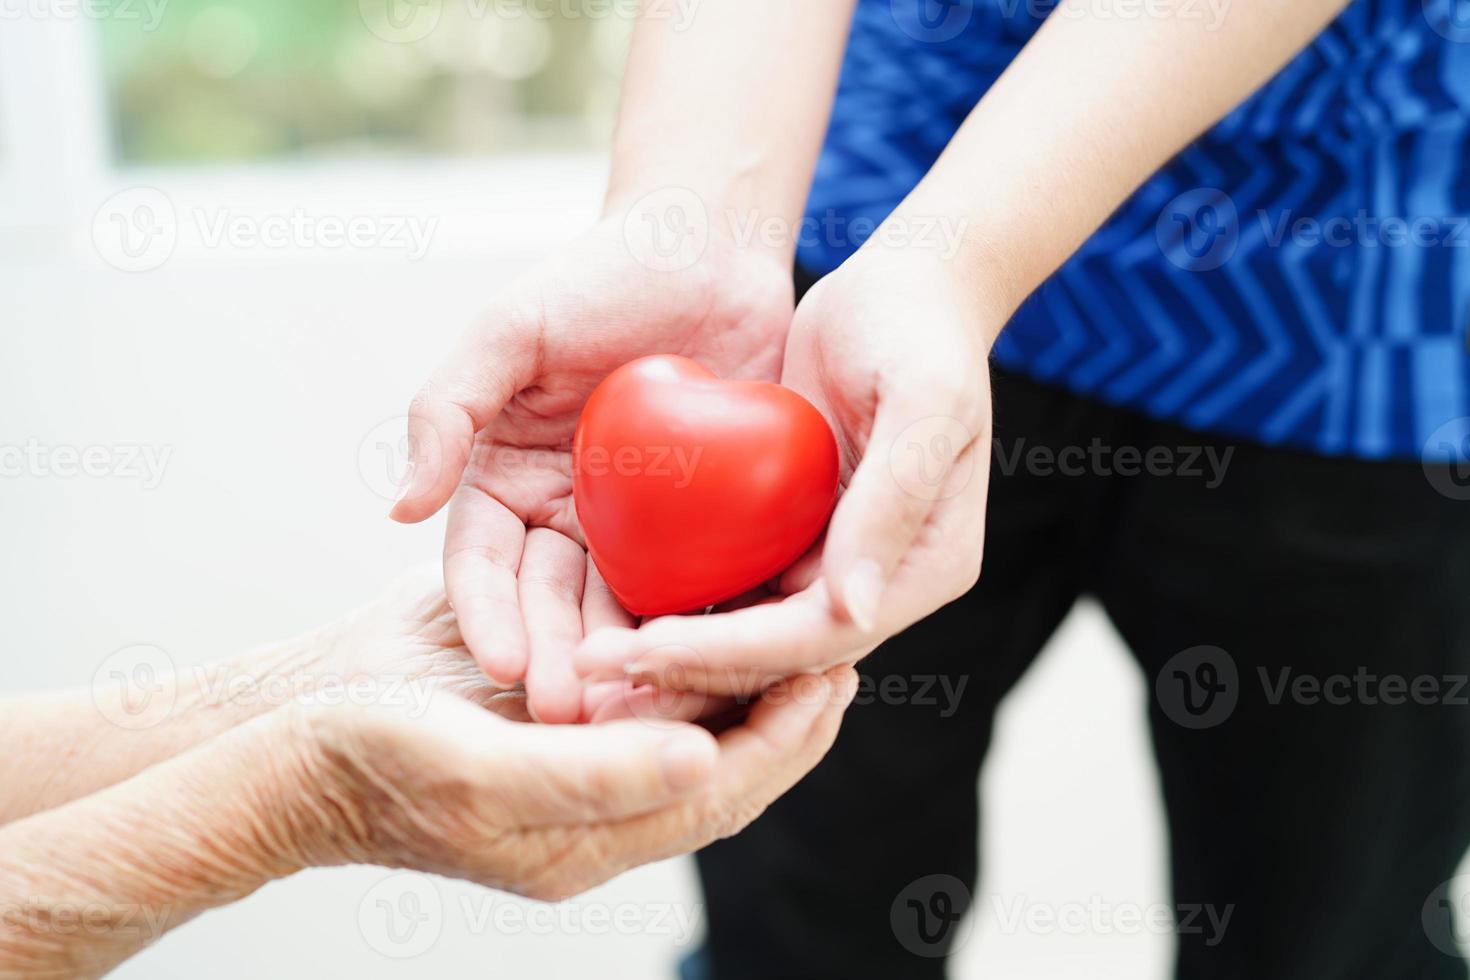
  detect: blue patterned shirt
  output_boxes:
[801,0,1470,459]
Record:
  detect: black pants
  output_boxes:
[692,366,1470,980]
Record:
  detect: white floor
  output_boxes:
[2,162,1458,978]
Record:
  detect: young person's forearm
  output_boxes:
[0,714,304,979]
[882,0,1352,330]
[0,633,326,824]
[605,0,856,263]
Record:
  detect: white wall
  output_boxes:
[2,17,1177,979]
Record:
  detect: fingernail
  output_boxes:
[575,631,635,678]
[833,669,860,707]
[843,560,884,633]
[393,461,417,504]
[659,734,714,792]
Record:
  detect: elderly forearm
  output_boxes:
[882,0,1352,329]
[0,712,307,979]
[605,0,856,263]
[0,631,327,824]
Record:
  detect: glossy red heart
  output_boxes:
[572,355,840,617]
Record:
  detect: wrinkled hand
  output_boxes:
[267,573,858,900]
[390,216,793,723]
[576,251,996,694]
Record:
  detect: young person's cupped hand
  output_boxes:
[577,246,999,697]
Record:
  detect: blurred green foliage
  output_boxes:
[100,0,628,162]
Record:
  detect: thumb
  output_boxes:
[822,401,979,631]
[489,718,719,826]
[389,312,540,523]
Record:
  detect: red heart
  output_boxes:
[572,355,839,617]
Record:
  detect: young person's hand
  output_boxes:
[576,249,997,694]
[390,221,793,722]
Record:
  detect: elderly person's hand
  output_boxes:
[0,572,857,979]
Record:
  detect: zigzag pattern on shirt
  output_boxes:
[802,0,1470,459]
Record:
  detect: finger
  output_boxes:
[776,534,826,595]
[575,581,867,696]
[590,667,859,869]
[390,316,539,524]
[519,528,588,725]
[581,560,636,635]
[823,399,981,632]
[494,717,719,826]
[586,679,718,725]
[580,679,630,721]
[445,485,529,685]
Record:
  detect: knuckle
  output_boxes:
[518,572,582,606]
[445,539,519,574]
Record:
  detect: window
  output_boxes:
[99,0,631,163]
